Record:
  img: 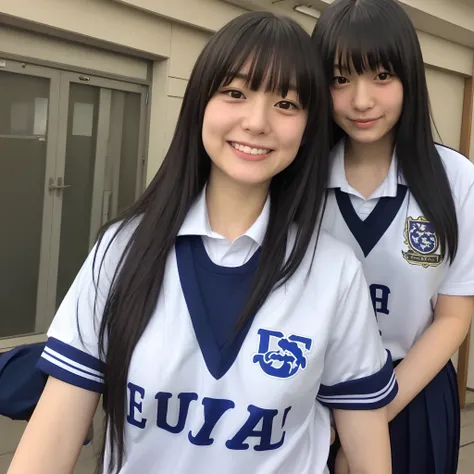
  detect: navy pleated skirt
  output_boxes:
[327,360,460,474]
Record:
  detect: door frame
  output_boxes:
[45,71,149,335]
[0,60,61,350]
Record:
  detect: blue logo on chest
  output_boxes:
[253,329,313,378]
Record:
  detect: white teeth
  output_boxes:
[231,142,270,155]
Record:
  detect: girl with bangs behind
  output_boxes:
[312,0,474,473]
[8,11,396,474]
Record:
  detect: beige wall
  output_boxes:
[114,0,316,33]
[0,0,172,58]
[400,0,474,33]
[145,23,212,183]
[425,67,465,149]
[0,25,149,81]
[114,0,245,33]
[169,24,211,79]
[118,0,474,40]
[418,31,473,77]
[308,0,474,47]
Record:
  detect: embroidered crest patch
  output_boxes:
[402,216,442,268]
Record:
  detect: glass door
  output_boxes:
[0,63,148,347]
[0,61,60,340]
[47,73,147,313]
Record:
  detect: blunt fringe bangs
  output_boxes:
[91,11,330,474]
[314,0,416,86]
[312,0,458,264]
[195,11,318,109]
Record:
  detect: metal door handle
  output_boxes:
[48,177,71,191]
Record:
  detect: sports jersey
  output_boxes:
[322,141,474,361]
[38,190,397,474]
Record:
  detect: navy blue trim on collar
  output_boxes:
[176,236,259,380]
[335,185,408,257]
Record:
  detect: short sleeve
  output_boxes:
[438,182,474,295]
[37,222,131,393]
[317,260,398,410]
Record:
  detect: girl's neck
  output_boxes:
[345,132,394,165]
[206,168,269,242]
[344,133,395,198]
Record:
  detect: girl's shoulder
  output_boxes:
[99,216,142,249]
[288,224,364,288]
[435,144,474,203]
[315,229,364,278]
[91,216,143,276]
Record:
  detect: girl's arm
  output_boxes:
[7,376,100,474]
[334,407,391,474]
[317,250,396,473]
[387,294,473,422]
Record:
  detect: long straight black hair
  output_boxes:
[93,11,330,473]
[311,0,458,261]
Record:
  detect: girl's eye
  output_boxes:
[224,90,245,99]
[377,72,392,81]
[277,101,299,111]
[332,76,349,86]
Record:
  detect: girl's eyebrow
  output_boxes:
[228,72,297,91]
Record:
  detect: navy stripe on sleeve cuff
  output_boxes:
[36,337,104,393]
[317,350,398,410]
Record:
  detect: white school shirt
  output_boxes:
[182,189,270,267]
[38,190,397,474]
[322,140,474,361]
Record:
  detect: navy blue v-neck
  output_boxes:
[335,184,408,257]
[175,236,260,380]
